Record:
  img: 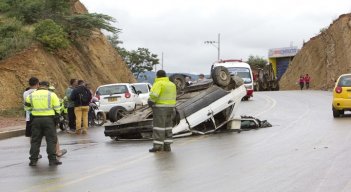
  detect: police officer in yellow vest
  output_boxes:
[148,70,177,152]
[25,81,62,166]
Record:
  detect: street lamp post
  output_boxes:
[204,33,221,61]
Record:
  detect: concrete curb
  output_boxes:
[0,126,25,140]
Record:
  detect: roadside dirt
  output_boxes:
[0,116,25,129]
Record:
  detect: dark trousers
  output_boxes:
[29,117,57,161]
[25,120,32,137]
[299,82,304,90]
[152,107,174,149]
[306,82,310,89]
[67,107,76,130]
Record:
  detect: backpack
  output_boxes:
[79,87,91,104]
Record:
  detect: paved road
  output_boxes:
[1,90,351,192]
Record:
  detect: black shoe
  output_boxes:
[149,147,162,153]
[163,145,171,152]
[49,160,62,166]
[29,161,37,166]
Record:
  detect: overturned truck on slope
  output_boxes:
[104,66,264,140]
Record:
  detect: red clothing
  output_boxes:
[304,76,310,83]
[299,77,304,83]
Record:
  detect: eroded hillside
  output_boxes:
[280,14,351,90]
[0,1,135,111]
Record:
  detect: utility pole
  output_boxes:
[217,33,220,61]
[205,33,221,61]
[161,52,164,70]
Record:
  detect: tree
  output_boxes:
[34,19,69,50]
[246,55,267,69]
[107,33,123,51]
[64,13,119,37]
[107,33,159,79]
[122,48,159,79]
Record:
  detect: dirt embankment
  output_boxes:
[0,0,135,111]
[280,14,351,90]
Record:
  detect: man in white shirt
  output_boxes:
[23,77,39,137]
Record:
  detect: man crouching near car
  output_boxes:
[148,70,177,152]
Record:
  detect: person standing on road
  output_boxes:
[304,74,311,89]
[198,73,206,82]
[299,75,305,90]
[25,81,62,166]
[23,77,39,137]
[70,80,92,135]
[48,86,68,157]
[148,70,177,152]
[65,79,78,132]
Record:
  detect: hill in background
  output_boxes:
[280,14,351,90]
[0,0,135,111]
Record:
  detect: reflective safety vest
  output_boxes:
[149,77,176,107]
[25,89,61,116]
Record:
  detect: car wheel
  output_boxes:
[211,66,231,87]
[94,112,107,126]
[169,74,186,92]
[109,106,127,123]
[333,109,340,118]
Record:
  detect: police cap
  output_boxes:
[39,81,50,87]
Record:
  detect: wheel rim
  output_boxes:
[219,71,228,81]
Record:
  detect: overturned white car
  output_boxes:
[104,66,264,140]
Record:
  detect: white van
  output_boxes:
[212,59,254,100]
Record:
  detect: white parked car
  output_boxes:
[132,82,152,106]
[95,83,139,121]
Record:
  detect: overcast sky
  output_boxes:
[81,0,351,74]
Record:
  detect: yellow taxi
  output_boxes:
[332,74,351,117]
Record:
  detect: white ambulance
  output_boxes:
[212,59,254,100]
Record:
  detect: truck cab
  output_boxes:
[212,60,254,100]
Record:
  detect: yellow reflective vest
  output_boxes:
[149,77,176,107]
[25,89,61,116]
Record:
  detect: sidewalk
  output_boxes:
[0,125,25,140]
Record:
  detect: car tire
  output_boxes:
[169,74,186,92]
[333,109,340,118]
[211,66,231,87]
[94,112,107,126]
[109,106,127,123]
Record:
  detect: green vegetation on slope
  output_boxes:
[0,0,118,60]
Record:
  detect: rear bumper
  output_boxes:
[332,98,351,110]
[100,102,136,113]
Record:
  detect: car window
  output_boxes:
[97,85,128,95]
[129,85,137,94]
[227,67,252,83]
[338,75,351,87]
[133,84,149,93]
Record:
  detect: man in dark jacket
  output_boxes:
[70,80,92,135]
[65,79,78,132]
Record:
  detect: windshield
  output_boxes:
[133,84,149,93]
[338,75,351,87]
[227,67,252,83]
[96,85,127,95]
